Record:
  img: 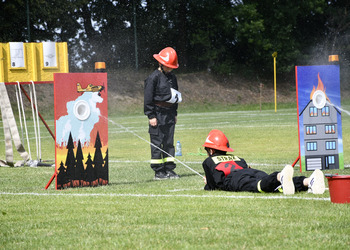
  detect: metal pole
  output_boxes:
[274,57,277,112]
[259,83,263,112]
[26,0,31,42]
[133,0,139,71]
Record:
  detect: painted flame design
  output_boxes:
[310,73,330,102]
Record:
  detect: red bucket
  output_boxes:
[326,175,350,204]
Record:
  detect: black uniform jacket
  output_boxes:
[144,69,178,119]
[202,153,249,190]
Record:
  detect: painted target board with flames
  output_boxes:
[295,65,344,172]
[54,73,108,189]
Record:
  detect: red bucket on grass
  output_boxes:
[326,175,350,204]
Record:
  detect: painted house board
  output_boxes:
[300,100,340,170]
[54,73,108,189]
[295,65,343,172]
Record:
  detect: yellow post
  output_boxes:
[272,52,277,112]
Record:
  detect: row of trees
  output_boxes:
[57,132,108,189]
[1,0,349,76]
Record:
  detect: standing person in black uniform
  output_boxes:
[144,47,182,180]
[201,129,325,195]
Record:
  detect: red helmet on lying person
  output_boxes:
[203,129,234,152]
[153,47,179,69]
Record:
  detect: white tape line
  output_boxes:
[0,192,330,201]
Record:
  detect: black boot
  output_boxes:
[166,170,179,179]
[154,170,169,180]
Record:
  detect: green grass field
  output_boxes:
[1,103,350,249]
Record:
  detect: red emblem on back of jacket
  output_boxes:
[215,161,243,177]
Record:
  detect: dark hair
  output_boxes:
[205,147,227,155]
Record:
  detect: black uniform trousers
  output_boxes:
[223,168,308,193]
[149,106,176,172]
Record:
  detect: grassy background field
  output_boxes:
[1,101,350,249]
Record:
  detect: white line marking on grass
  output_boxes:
[110,160,150,163]
[109,160,294,168]
[0,192,330,201]
[167,189,201,192]
[110,160,350,169]
[109,123,296,134]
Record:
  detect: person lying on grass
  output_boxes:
[201,129,325,195]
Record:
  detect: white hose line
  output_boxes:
[29,83,39,161]
[106,117,204,178]
[31,81,41,161]
[326,101,350,116]
[15,86,24,143]
[17,82,32,160]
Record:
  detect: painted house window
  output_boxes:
[325,156,335,169]
[306,125,317,135]
[325,125,335,134]
[321,106,330,116]
[306,142,317,151]
[325,141,336,150]
[309,107,318,117]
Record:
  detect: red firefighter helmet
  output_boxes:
[153,47,179,69]
[202,129,234,152]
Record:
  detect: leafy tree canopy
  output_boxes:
[0,0,349,77]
